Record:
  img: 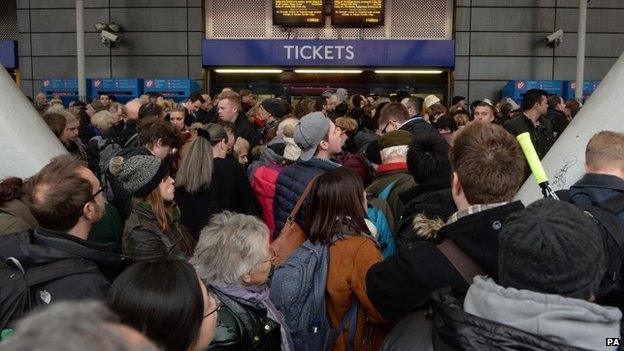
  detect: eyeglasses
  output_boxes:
[203,300,221,319]
[89,183,108,201]
[382,120,396,134]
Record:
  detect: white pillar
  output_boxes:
[0,64,67,179]
[514,52,624,205]
[76,0,87,101]
[575,0,587,101]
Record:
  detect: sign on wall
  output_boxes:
[332,0,384,27]
[273,0,325,27]
[202,39,455,67]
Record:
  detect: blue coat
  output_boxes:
[569,173,624,221]
[273,157,340,237]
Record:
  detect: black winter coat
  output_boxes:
[366,202,524,323]
[503,114,555,160]
[547,109,569,139]
[395,186,456,251]
[175,158,261,240]
[0,228,127,301]
[235,114,261,150]
[381,289,588,351]
[399,117,438,138]
[208,288,282,351]
[273,157,340,236]
[430,289,588,351]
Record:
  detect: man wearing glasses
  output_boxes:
[0,155,126,327]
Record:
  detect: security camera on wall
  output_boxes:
[101,30,121,46]
[545,29,564,46]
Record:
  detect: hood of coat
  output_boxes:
[464,276,622,351]
[0,198,39,229]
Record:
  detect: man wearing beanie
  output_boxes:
[366,130,415,225]
[254,98,289,141]
[366,122,525,323]
[427,199,621,351]
[273,111,346,237]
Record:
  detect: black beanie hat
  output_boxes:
[452,96,465,106]
[261,98,288,119]
[499,198,605,298]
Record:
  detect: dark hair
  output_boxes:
[521,89,548,112]
[0,177,25,207]
[334,102,349,117]
[305,168,369,244]
[314,96,328,112]
[138,102,164,120]
[137,117,181,148]
[352,95,365,108]
[217,121,237,140]
[434,114,458,132]
[547,95,562,110]
[189,92,205,104]
[450,122,525,204]
[407,133,452,184]
[294,97,315,119]
[24,155,93,231]
[107,260,205,351]
[395,90,410,103]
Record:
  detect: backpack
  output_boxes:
[270,240,358,351]
[89,135,122,181]
[0,257,95,331]
[559,191,624,304]
[367,181,398,258]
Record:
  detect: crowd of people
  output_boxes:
[0,85,622,351]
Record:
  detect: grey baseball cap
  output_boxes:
[294,112,330,161]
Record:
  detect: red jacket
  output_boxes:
[251,164,285,240]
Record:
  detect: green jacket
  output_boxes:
[208,288,282,351]
[0,198,38,236]
[88,202,124,254]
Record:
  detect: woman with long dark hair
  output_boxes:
[108,260,218,351]
[304,168,389,351]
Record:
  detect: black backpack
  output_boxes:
[559,190,624,305]
[0,257,95,331]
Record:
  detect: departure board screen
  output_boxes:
[273,0,325,27]
[332,0,384,27]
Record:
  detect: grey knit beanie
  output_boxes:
[109,154,169,198]
[499,198,605,298]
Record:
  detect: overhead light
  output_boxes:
[374,70,444,74]
[214,68,283,74]
[294,69,362,74]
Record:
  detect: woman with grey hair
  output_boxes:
[174,123,260,240]
[190,212,292,351]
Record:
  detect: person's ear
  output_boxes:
[156,138,164,148]
[241,272,252,285]
[319,138,329,151]
[451,172,462,198]
[584,162,591,173]
[82,201,97,221]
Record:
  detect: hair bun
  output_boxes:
[108,156,125,176]
[282,124,295,138]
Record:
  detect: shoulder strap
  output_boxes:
[378,180,398,201]
[596,193,624,215]
[5,258,97,288]
[437,240,484,284]
[286,175,319,223]
[336,300,358,351]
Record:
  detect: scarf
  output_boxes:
[214,284,293,351]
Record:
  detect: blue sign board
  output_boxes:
[501,80,564,103]
[92,78,143,103]
[143,79,201,101]
[41,78,92,106]
[202,39,455,67]
[0,40,18,69]
[562,80,600,101]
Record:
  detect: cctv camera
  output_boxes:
[94,22,107,31]
[107,22,121,32]
[545,29,564,46]
[101,30,121,46]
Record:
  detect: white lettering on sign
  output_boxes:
[283,45,355,60]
